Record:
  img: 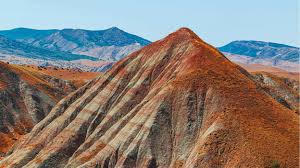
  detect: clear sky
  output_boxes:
[1,0,299,47]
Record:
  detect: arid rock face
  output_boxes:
[251,72,299,113]
[0,62,78,155]
[0,28,298,168]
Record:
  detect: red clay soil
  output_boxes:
[0,28,298,168]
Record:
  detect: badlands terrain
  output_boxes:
[0,62,99,156]
[0,28,298,168]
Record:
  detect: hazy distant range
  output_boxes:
[0,27,298,72]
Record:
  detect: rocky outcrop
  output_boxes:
[0,28,298,168]
[252,72,299,113]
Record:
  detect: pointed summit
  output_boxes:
[166,27,200,39]
[120,27,231,77]
[107,26,122,31]
[158,27,205,46]
[1,28,298,168]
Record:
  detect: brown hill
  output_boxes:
[0,28,298,168]
[238,63,289,73]
[18,65,101,87]
[238,63,299,82]
[0,62,99,156]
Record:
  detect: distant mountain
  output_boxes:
[0,35,97,61]
[0,28,58,41]
[219,40,299,62]
[0,27,151,61]
[219,40,300,72]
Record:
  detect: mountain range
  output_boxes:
[0,35,97,61]
[0,28,298,168]
[0,27,298,73]
[219,40,299,72]
[0,27,151,61]
[219,40,299,62]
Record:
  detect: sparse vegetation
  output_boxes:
[270,160,280,168]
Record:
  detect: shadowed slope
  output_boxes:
[0,62,100,156]
[0,62,77,156]
[0,28,298,168]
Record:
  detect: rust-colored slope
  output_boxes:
[270,71,299,82]
[237,63,289,73]
[0,28,298,168]
[238,63,300,82]
[0,62,98,156]
[16,65,101,88]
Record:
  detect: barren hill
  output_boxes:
[0,28,298,168]
[0,62,99,156]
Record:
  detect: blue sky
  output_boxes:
[1,0,298,47]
